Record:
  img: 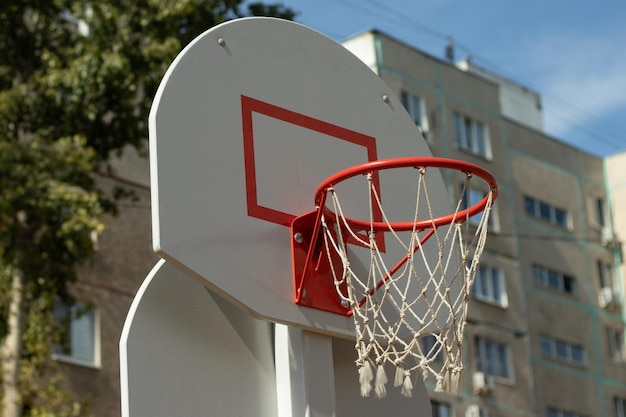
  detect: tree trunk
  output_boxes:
[1,261,26,417]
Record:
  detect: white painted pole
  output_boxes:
[275,324,337,417]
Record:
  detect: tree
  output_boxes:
[0,137,103,417]
[0,2,295,416]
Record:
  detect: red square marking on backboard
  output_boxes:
[241,95,380,227]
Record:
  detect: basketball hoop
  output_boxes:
[291,156,498,397]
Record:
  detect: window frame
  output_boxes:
[401,90,431,143]
[540,335,587,367]
[608,327,626,363]
[53,301,101,368]
[594,197,607,228]
[453,113,492,159]
[532,264,577,295]
[524,196,571,229]
[461,184,497,230]
[472,264,508,307]
[475,336,513,381]
[597,259,615,289]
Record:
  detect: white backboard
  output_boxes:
[120,260,278,417]
[149,17,454,338]
[120,260,432,416]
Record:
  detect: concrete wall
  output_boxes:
[457,60,544,132]
[344,29,625,417]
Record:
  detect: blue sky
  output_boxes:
[280,0,626,157]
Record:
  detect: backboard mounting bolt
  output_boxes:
[294,232,304,243]
[217,38,226,47]
[382,94,390,103]
[341,299,349,308]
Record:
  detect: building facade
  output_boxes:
[53,28,625,417]
[343,30,626,417]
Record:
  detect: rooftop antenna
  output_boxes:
[445,37,455,63]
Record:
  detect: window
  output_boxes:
[473,265,508,307]
[462,186,496,228]
[401,91,431,143]
[422,334,444,362]
[594,197,607,228]
[475,337,512,379]
[540,335,586,366]
[453,113,491,159]
[401,91,427,128]
[53,301,99,367]
[431,400,450,417]
[547,406,589,417]
[524,196,570,228]
[532,264,576,295]
[597,260,614,289]
[616,397,626,417]
[608,328,626,363]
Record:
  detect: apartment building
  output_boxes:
[343,30,626,417]
[53,28,624,417]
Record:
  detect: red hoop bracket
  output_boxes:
[291,156,498,315]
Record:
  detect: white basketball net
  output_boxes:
[319,168,493,398]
